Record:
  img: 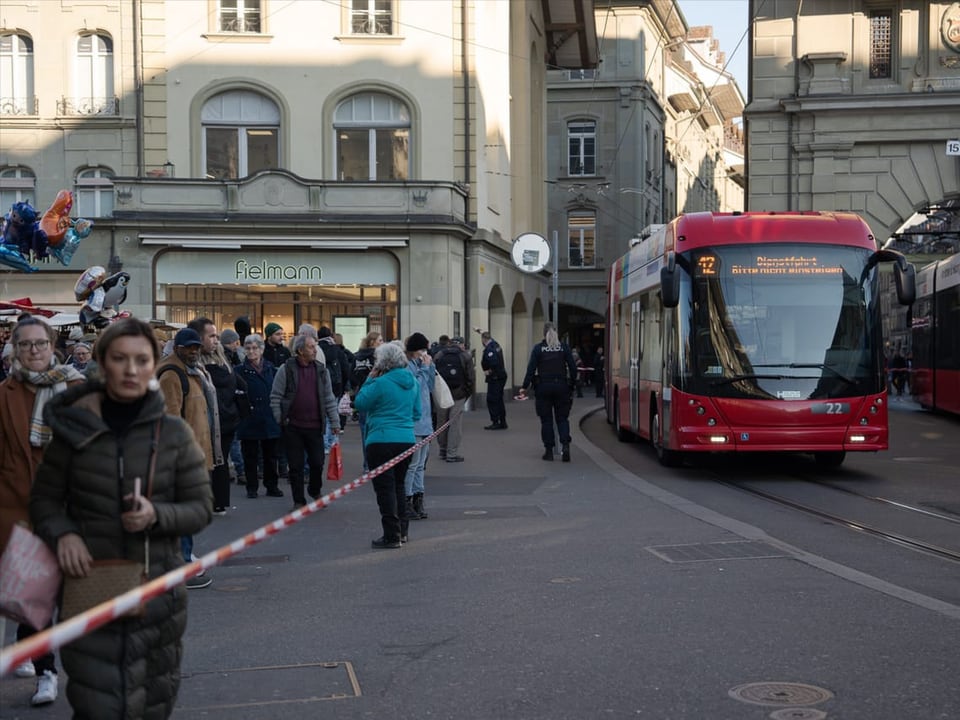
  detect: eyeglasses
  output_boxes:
[17,339,51,351]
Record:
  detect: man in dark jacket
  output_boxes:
[517,322,578,462]
[434,336,475,462]
[318,326,351,440]
[262,322,291,368]
[270,335,341,508]
[478,329,508,429]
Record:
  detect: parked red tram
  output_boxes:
[911,253,960,415]
[606,212,916,467]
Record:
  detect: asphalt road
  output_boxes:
[2,399,958,719]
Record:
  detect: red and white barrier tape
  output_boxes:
[0,421,448,677]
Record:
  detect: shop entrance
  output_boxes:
[157,284,397,351]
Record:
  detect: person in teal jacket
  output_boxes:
[353,341,420,549]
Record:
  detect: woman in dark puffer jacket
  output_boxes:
[30,318,212,720]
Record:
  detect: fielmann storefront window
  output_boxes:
[155,251,399,350]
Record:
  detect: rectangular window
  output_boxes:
[220,0,261,33]
[568,213,596,269]
[338,128,408,181]
[204,127,277,179]
[568,122,596,176]
[869,10,891,79]
[351,0,393,35]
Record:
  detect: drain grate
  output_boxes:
[728,682,833,707]
[769,709,828,719]
[646,540,788,563]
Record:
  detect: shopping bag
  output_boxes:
[0,525,62,630]
[326,440,343,481]
[431,374,455,410]
[337,393,352,416]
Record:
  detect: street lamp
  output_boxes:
[163,160,175,178]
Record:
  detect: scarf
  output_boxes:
[13,358,86,447]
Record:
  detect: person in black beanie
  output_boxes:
[234,316,251,345]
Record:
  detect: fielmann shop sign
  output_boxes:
[156,251,396,286]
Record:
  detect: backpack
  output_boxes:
[435,349,465,390]
[351,350,374,390]
[156,364,189,418]
[319,342,346,396]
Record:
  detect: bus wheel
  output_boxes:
[613,395,632,442]
[651,411,682,467]
[814,451,845,468]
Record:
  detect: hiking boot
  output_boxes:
[31,671,57,706]
[413,492,428,519]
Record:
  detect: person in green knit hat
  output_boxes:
[262,322,290,368]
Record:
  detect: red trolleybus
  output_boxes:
[606,212,916,467]
[911,253,960,415]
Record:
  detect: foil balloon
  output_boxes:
[49,218,93,266]
[1,201,47,272]
[79,287,106,325]
[39,191,74,246]
[75,265,106,300]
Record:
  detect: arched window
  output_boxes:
[0,166,36,209]
[0,33,35,115]
[75,167,114,218]
[71,33,115,115]
[334,92,410,181]
[202,90,279,179]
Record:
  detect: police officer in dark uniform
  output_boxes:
[478,329,508,429]
[517,322,578,461]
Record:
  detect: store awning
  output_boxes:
[138,235,408,250]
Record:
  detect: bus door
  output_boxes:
[630,299,641,431]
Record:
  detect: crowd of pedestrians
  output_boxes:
[0,311,597,716]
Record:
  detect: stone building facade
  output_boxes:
[0,0,597,384]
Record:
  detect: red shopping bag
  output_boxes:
[326,441,343,482]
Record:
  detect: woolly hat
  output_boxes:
[174,328,202,347]
[264,322,283,338]
[405,332,430,352]
[220,328,240,344]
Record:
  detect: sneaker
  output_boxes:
[292,501,307,510]
[190,554,205,578]
[14,661,35,678]
[31,671,57,706]
[186,576,212,589]
[371,536,402,549]
[400,534,408,544]
[446,456,465,463]
[265,488,284,497]
[213,507,227,516]
[246,491,258,499]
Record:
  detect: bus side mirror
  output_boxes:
[661,252,680,308]
[894,258,915,306]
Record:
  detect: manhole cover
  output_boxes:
[769,709,827,719]
[729,682,833,707]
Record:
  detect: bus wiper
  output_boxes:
[752,363,856,385]
[710,374,787,386]
[785,363,855,385]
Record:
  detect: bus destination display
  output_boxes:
[696,254,844,277]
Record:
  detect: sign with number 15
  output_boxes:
[947,140,960,156]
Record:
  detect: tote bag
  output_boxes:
[431,373,455,410]
[0,525,62,630]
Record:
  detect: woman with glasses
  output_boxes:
[234,334,283,498]
[0,315,85,707]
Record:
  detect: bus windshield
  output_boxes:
[678,243,884,400]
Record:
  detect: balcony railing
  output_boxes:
[0,96,38,116]
[57,96,120,116]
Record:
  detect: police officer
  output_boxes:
[478,329,508,430]
[517,322,578,461]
